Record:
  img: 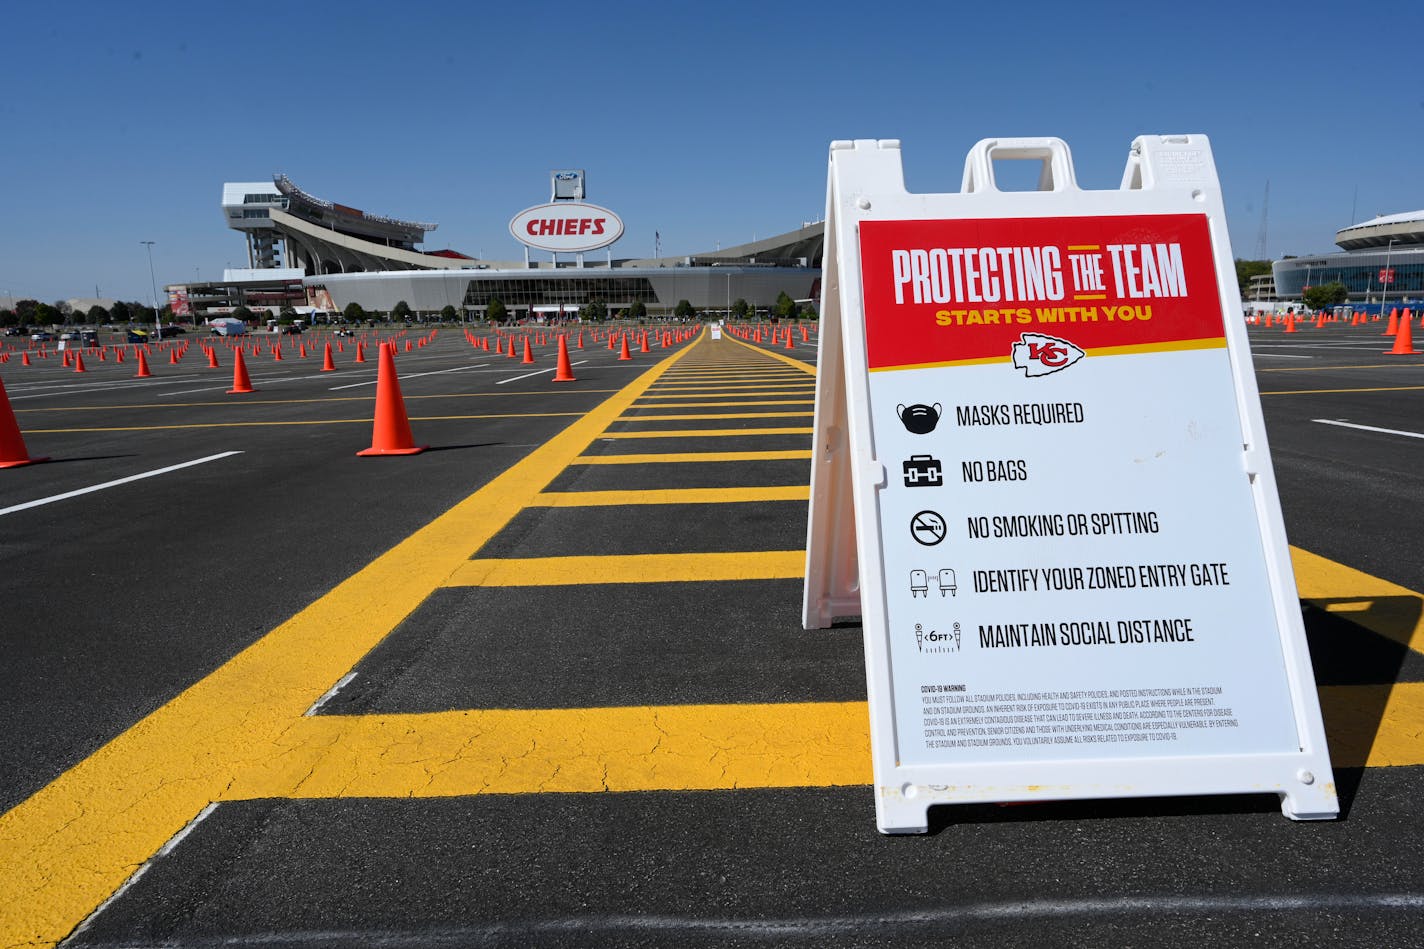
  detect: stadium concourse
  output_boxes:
[0,317,1422,948]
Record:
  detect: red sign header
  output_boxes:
[859,214,1226,371]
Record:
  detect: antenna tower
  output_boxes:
[1254,180,1270,259]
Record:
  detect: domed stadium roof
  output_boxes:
[1335,211,1424,250]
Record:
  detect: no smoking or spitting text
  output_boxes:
[859,213,1300,768]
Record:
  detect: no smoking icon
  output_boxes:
[910,510,947,546]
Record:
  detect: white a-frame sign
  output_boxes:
[804,137,1337,834]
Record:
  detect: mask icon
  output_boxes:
[897,402,941,435]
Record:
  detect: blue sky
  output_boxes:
[2,0,1421,304]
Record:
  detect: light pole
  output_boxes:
[141,241,161,341]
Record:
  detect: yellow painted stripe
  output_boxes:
[726,336,818,374]
[226,702,873,800]
[1292,547,1424,654]
[570,450,813,464]
[1318,684,1424,768]
[1258,363,1424,373]
[0,341,701,949]
[649,384,815,392]
[598,427,814,439]
[1261,385,1424,396]
[221,682,1424,800]
[616,411,813,421]
[445,550,805,586]
[629,400,815,409]
[23,413,584,434]
[530,486,810,506]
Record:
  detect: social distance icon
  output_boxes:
[897,402,941,434]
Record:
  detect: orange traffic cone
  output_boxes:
[135,349,153,377]
[639,333,651,353]
[73,353,87,373]
[1386,309,1418,355]
[576,331,584,350]
[321,342,336,372]
[227,347,256,393]
[208,347,220,368]
[21,352,30,367]
[618,335,633,360]
[357,342,427,456]
[1385,308,1399,335]
[0,374,48,468]
[1283,316,1296,334]
[553,335,576,382]
[505,337,518,359]
[522,337,535,364]
[354,343,366,363]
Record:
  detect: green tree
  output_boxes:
[799,302,818,320]
[392,300,412,321]
[343,301,365,322]
[486,298,508,323]
[278,305,297,325]
[440,304,458,323]
[1302,281,1348,312]
[580,299,608,322]
[0,309,16,327]
[34,302,60,326]
[87,304,109,324]
[774,291,798,320]
[730,298,749,320]
[673,299,695,319]
[109,300,130,323]
[627,299,647,320]
[232,305,255,323]
[15,300,39,326]
[1235,259,1273,298]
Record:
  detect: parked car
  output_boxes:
[30,331,53,342]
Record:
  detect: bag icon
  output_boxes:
[902,454,943,487]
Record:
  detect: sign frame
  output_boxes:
[803,136,1337,834]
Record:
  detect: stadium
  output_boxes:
[173,173,823,322]
[1272,210,1424,308]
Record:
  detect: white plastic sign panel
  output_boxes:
[804,137,1337,834]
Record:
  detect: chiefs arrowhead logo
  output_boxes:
[1011,333,1085,377]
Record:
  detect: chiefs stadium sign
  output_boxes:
[510,202,624,253]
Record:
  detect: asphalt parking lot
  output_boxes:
[1,318,1422,948]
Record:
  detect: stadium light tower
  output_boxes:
[141,241,161,341]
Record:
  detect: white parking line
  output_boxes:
[327,363,489,391]
[495,360,590,385]
[1313,419,1424,441]
[0,451,244,517]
